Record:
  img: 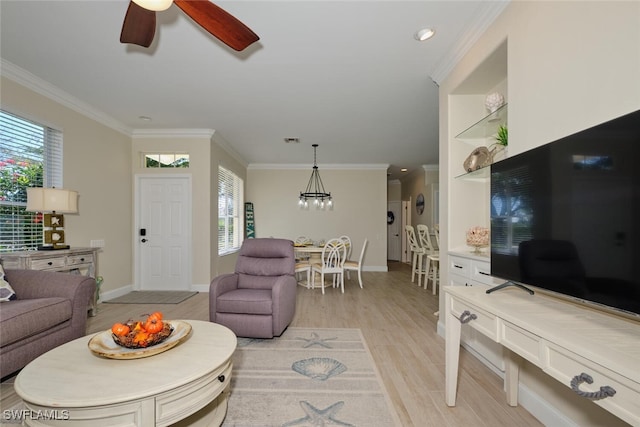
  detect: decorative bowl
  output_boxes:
[88,320,192,359]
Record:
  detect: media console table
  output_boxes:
[444,285,640,425]
[0,247,99,315]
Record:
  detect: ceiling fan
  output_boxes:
[120,0,259,51]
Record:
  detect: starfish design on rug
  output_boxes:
[294,332,338,348]
[282,401,354,427]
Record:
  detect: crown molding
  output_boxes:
[1,58,132,136]
[248,163,390,171]
[430,0,510,85]
[131,129,215,138]
[211,132,249,168]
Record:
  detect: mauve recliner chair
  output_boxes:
[209,238,297,338]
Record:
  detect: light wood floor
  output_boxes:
[83,261,542,426]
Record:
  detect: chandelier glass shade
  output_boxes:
[298,144,333,210]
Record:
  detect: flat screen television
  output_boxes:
[490,109,640,319]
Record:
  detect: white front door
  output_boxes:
[137,176,192,291]
[387,201,402,261]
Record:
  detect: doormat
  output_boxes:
[223,327,402,426]
[103,291,198,304]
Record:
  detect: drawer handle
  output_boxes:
[80,257,85,262]
[218,375,226,383]
[458,310,477,324]
[47,261,53,266]
[453,264,463,269]
[478,271,490,276]
[570,373,616,400]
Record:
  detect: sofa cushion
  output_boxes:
[216,289,273,315]
[0,264,17,302]
[0,298,72,347]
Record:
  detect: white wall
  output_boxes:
[439,1,640,425]
[246,166,388,270]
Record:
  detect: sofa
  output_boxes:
[0,269,96,379]
[209,238,297,338]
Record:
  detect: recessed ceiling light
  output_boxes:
[284,137,300,143]
[401,168,408,172]
[414,28,435,41]
[138,116,152,122]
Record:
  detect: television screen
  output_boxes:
[490,109,640,318]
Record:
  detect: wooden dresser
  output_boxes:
[0,247,99,316]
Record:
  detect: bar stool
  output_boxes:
[425,254,439,294]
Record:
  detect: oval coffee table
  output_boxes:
[15,320,236,426]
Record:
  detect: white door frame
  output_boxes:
[134,174,192,291]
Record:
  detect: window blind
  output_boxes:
[490,165,534,255]
[0,110,63,252]
[218,166,244,255]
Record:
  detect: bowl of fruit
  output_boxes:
[88,312,192,359]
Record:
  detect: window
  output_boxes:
[144,153,190,168]
[218,166,243,255]
[0,110,63,252]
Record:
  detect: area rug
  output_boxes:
[103,291,197,304]
[223,327,401,426]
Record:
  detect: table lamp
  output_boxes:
[26,187,78,250]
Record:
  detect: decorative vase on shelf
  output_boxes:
[466,226,490,254]
[485,92,505,114]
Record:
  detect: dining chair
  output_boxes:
[295,260,311,288]
[339,235,352,278]
[294,236,311,261]
[433,224,440,250]
[311,238,347,294]
[343,238,368,289]
[406,225,427,287]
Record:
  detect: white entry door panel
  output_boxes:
[138,176,191,291]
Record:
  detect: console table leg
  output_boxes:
[445,293,462,406]
[505,348,519,406]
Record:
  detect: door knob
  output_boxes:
[141,238,148,243]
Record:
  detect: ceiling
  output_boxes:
[0,1,506,180]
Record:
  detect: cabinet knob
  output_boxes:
[47,261,53,266]
[458,310,477,324]
[218,375,226,383]
[570,373,616,400]
[80,257,85,262]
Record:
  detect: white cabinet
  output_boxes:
[448,251,505,371]
[444,285,640,426]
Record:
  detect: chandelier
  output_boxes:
[298,144,333,210]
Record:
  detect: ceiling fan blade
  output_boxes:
[174,0,259,51]
[120,1,157,48]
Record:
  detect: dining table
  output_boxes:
[293,245,325,264]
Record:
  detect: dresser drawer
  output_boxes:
[449,256,470,277]
[471,261,495,285]
[501,321,542,367]
[450,297,498,340]
[544,343,640,426]
[67,253,94,266]
[30,257,67,270]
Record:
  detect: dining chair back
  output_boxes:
[311,238,347,294]
[344,238,368,289]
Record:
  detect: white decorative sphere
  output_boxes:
[485,92,505,113]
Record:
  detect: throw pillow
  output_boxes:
[0,264,17,302]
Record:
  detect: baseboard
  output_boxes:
[436,319,575,426]
[99,284,133,302]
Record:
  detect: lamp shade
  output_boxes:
[26,188,78,213]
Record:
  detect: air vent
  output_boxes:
[284,137,300,144]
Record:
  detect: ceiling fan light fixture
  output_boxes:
[414,28,435,41]
[132,0,173,12]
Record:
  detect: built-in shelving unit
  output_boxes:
[454,166,490,181]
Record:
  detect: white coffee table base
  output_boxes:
[16,321,236,427]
